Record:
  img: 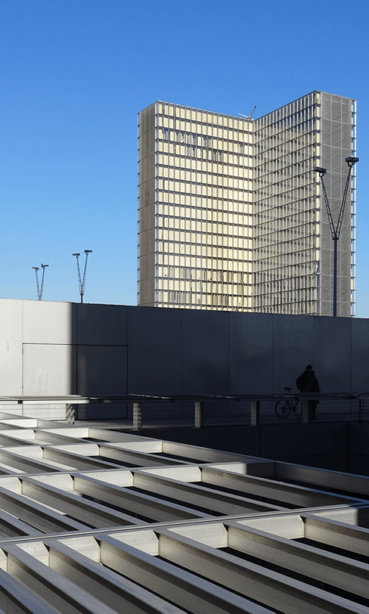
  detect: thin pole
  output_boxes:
[81,250,92,303]
[73,251,92,304]
[40,264,48,300]
[333,238,338,317]
[32,267,40,300]
[314,157,358,318]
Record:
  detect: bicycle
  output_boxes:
[275,388,303,420]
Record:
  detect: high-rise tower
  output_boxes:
[137,92,357,316]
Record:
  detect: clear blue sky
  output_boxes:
[0,0,368,315]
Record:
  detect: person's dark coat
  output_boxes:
[296,367,320,393]
[304,371,320,393]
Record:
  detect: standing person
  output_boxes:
[296,365,320,420]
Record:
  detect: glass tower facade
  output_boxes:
[138,102,254,311]
[138,92,356,316]
[253,91,356,317]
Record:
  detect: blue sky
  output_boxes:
[0,0,368,314]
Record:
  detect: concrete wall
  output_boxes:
[1,299,369,418]
[127,307,369,395]
[145,422,369,477]
[144,422,351,473]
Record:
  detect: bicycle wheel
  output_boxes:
[275,400,291,419]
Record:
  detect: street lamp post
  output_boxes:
[32,264,49,300]
[314,157,359,317]
[73,250,92,303]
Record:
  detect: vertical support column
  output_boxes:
[250,400,260,426]
[359,398,364,422]
[133,402,142,430]
[66,404,76,424]
[302,399,310,424]
[194,401,204,428]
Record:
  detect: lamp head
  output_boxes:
[84,249,93,254]
[72,253,80,257]
[313,166,327,176]
[32,267,39,271]
[345,156,359,167]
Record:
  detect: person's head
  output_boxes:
[306,364,313,371]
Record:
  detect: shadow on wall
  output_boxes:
[19,301,128,398]
[0,300,128,419]
[126,306,366,396]
[1,299,369,412]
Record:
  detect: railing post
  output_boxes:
[359,398,365,422]
[250,400,260,426]
[66,404,76,424]
[302,398,310,424]
[194,401,204,428]
[133,402,142,430]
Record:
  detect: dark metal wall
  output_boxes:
[1,299,368,414]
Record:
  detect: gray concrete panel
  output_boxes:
[349,455,369,477]
[3,300,369,426]
[229,312,273,394]
[23,300,77,344]
[182,310,229,394]
[312,316,352,392]
[127,307,182,395]
[351,318,369,391]
[0,300,23,395]
[272,315,314,394]
[76,403,128,421]
[278,454,349,472]
[77,346,127,396]
[149,425,261,457]
[348,423,369,456]
[261,423,349,459]
[23,344,76,395]
[77,304,128,346]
